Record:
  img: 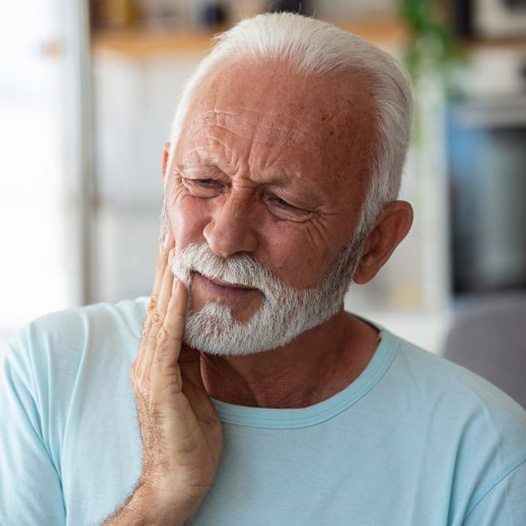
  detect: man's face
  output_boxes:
[164,59,376,342]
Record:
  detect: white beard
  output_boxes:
[171,238,364,356]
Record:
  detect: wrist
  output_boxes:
[137,479,205,525]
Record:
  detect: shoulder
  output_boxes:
[377,329,526,519]
[391,331,526,421]
[0,298,150,519]
[385,329,526,472]
[7,295,148,344]
[29,295,149,345]
[1,296,149,389]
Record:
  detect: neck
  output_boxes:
[198,310,380,408]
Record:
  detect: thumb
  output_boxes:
[179,344,206,390]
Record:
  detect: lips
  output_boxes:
[193,271,257,291]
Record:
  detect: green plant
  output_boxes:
[399,0,459,79]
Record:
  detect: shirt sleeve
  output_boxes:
[462,460,526,526]
[0,332,66,525]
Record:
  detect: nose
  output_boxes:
[203,193,258,258]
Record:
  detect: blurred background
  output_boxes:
[1,0,526,361]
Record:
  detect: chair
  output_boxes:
[441,292,526,409]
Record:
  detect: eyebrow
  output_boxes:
[178,154,327,205]
[177,156,228,176]
[179,156,296,186]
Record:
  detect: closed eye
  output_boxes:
[180,176,225,198]
[265,194,314,222]
[269,196,299,210]
[190,178,222,188]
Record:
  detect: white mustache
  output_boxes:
[171,243,285,300]
[171,240,360,355]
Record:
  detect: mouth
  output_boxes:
[192,271,258,293]
[189,270,264,317]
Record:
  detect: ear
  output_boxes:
[353,200,413,284]
[161,142,171,182]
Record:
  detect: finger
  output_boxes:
[179,345,206,390]
[181,375,218,428]
[133,230,173,379]
[157,247,175,317]
[151,229,174,305]
[150,279,188,393]
[132,305,155,385]
[142,247,176,381]
[151,279,187,403]
[179,351,219,432]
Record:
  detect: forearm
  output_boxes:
[101,482,199,526]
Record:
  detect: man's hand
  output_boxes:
[103,231,223,525]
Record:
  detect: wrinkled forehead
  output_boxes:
[186,57,374,129]
[184,108,320,153]
[175,58,377,186]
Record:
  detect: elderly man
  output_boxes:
[1,13,526,526]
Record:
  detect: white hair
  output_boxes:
[172,234,364,355]
[162,12,413,240]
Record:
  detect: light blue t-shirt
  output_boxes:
[1,297,526,526]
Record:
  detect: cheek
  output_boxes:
[258,224,332,288]
[168,194,211,249]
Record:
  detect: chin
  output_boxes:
[182,298,341,357]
